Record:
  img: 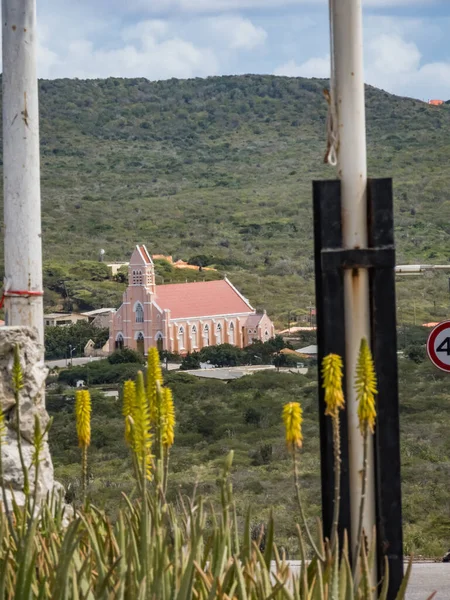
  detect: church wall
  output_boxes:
[109,245,276,357]
[168,315,249,355]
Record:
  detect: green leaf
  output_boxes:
[394,556,413,600]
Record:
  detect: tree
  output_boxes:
[405,343,426,364]
[199,344,246,367]
[45,321,109,360]
[108,348,144,365]
[180,352,201,370]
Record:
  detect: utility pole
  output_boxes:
[330,0,376,565]
[2,0,44,344]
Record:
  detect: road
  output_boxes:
[406,563,449,599]
[46,356,104,369]
[283,561,447,598]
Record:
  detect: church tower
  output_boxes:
[128,245,156,294]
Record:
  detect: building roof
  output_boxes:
[139,245,152,263]
[245,314,263,327]
[295,345,318,355]
[81,308,116,317]
[154,278,254,319]
[44,312,86,319]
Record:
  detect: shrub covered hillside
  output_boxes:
[1,75,450,325]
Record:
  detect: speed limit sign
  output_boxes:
[427,320,450,372]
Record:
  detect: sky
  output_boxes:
[34,0,450,100]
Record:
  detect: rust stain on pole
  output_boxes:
[21,91,29,127]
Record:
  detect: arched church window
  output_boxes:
[203,324,210,347]
[191,325,198,348]
[155,332,163,353]
[178,326,185,350]
[264,329,270,341]
[115,333,124,350]
[136,331,145,354]
[229,322,235,345]
[216,323,222,345]
[132,270,137,285]
[135,303,144,323]
[137,270,143,285]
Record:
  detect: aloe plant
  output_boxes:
[0,343,427,599]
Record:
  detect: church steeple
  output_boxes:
[128,245,156,294]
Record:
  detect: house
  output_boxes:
[109,245,275,355]
[295,345,318,357]
[84,338,110,357]
[44,312,88,327]
[107,262,129,276]
[82,308,116,328]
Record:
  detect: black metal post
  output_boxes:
[313,180,352,546]
[368,178,404,598]
[313,178,403,600]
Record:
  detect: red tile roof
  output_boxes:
[139,245,152,264]
[155,279,253,319]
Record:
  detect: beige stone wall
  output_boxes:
[0,327,64,508]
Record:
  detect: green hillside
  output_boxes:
[2,74,450,325]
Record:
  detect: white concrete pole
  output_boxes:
[329,0,377,560]
[2,0,44,344]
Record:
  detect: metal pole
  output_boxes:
[330,0,377,560]
[2,0,44,344]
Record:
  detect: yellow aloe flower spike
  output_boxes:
[322,353,345,417]
[355,338,377,434]
[122,380,136,445]
[135,371,153,480]
[0,410,6,445]
[161,387,175,449]
[12,345,24,394]
[282,402,303,451]
[75,390,91,449]
[147,347,163,426]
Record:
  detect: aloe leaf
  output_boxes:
[394,556,412,600]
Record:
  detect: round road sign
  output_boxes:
[427,320,450,372]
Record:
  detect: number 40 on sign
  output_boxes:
[427,321,450,372]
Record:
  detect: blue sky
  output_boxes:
[35,0,450,100]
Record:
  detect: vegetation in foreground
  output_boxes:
[0,344,419,598]
[48,333,450,559]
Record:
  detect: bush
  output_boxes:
[199,344,246,367]
[405,343,427,364]
[244,407,262,426]
[250,443,273,466]
[58,361,141,386]
[108,348,144,365]
[180,351,201,370]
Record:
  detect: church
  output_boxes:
[109,245,275,355]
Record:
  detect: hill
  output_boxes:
[2,74,450,325]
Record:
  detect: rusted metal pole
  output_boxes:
[2,0,44,344]
[329,0,377,569]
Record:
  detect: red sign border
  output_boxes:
[426,320,450,372]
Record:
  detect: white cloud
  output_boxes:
[208,15,267,50]
[274,23,450,101]
[37,24,219,80]
[274,55,329,78]
[368,34,421,76]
